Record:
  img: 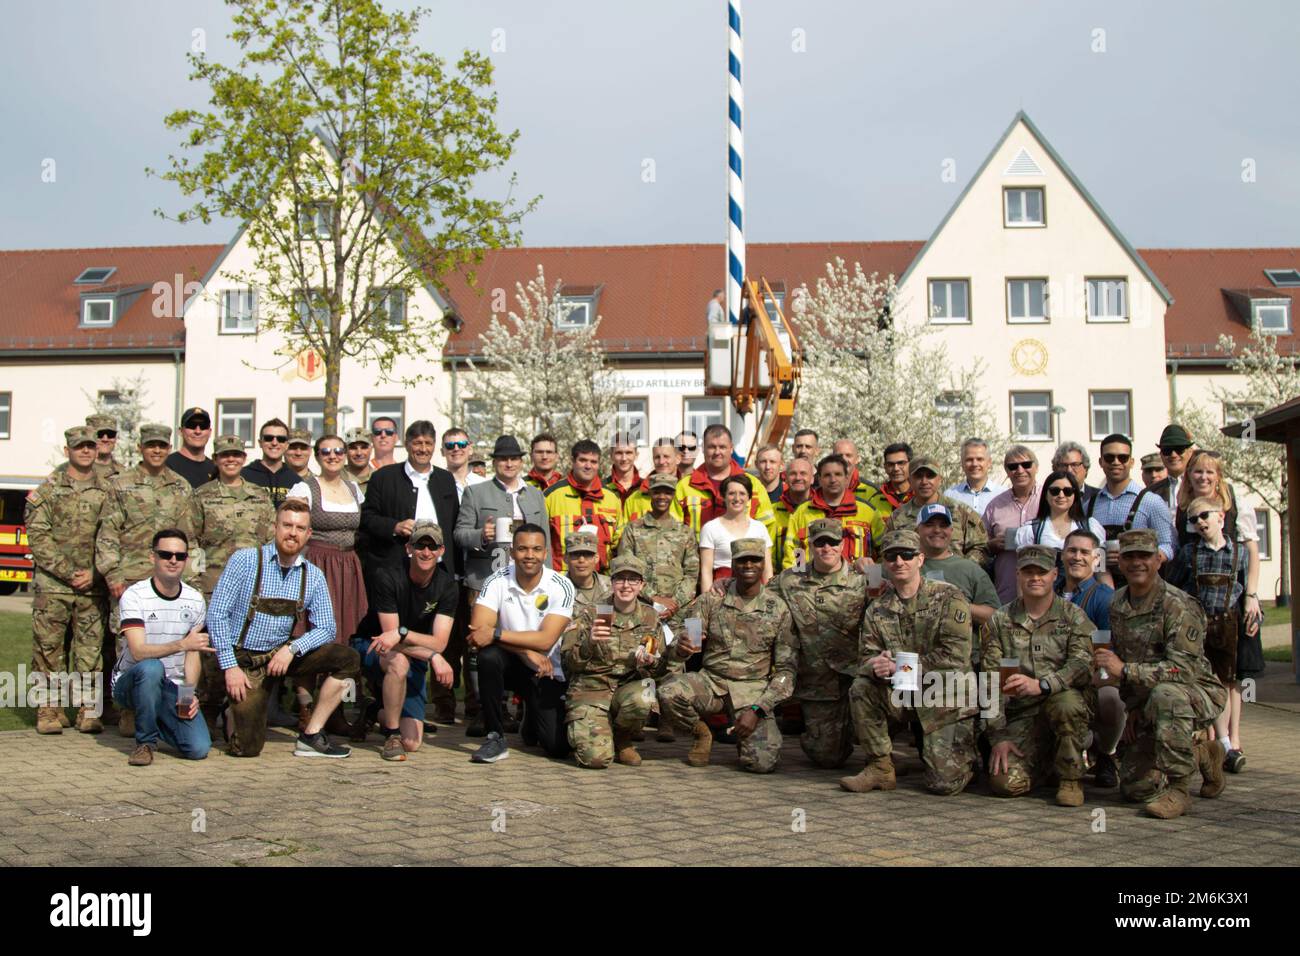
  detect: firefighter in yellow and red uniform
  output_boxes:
[784,454,887,568]
[671,425,774,542]
[545,439,624,572]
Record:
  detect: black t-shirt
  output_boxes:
[240,459,300,506]
[166,452,218,489]
[353,561,459,642]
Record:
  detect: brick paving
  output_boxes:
[2,688,1299,867]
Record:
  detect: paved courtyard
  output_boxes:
[2,669,1299,867]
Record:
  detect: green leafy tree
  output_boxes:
[150,0,533,432]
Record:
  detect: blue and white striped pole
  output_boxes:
[727,0,744,327]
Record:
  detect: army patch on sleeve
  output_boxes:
[953,608,969,624]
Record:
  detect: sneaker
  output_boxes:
[1224,749,1247,773]
[471,731,510,763]
[293,731,351,758]
[127,743,154,766]
[381,734,407,762]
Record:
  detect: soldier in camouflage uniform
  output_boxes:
[188,436,276,598]
[657,538,796,773]
[980,545,1094,807]
[885,457,989,567]
[1096,529,1227,819]
[344,427,374,492]
[52,414,122,480]
[841,529,978,796]
[96,424,194,732]
[561,555,680,768]
[565,530,611,613]
[776,518,869,768]
[616,472,699,618]
[26,426,111,734]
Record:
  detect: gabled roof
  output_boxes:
[898,111,1173,305]
[438,241,924,359]
[0,244,224,355]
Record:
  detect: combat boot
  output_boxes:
[1196,739,1226,799]
[75,708,103,734]
[685,720,713,767]
[118,709,135,738]
[1144,777,1192,819]
[614,730,642,767]
[839,755,898,793]
[36,708,63,735]
[57,709,72,728]
[1055,779,1084,807]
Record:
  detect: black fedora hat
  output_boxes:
[491,435,526,458]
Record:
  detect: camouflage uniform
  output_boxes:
[188,476,275,597]
[52,414,121,481]
[657,544,796,773]
[615,507,699,611]
[850,540,978,795]
[886,495,989,567]
[980,586,1094,796]
[26,428,110,687]
[1110,563,1226,804]
[561,575,679,768]
[564,531,611,614]
[344,428,373,493]
[776,518,868,768]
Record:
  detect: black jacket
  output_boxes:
[360,463,460,574]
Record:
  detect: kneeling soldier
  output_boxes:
[561,555,677,768]
[657,538,796,773]
[1094,529,1226,819]
[841,529,977,796]
[776,518,868,768]
[981,545,1094,806]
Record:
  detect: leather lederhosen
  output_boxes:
[236,546,308,654]
[1088,489,1149,587]
[1193,540,1241,683]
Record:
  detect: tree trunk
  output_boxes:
[324,347,341,437]
[1279,509,1290,608]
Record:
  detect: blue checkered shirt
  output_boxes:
[208,543,336,670]
[1086,480,1176,559]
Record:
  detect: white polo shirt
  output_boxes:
[476,563,576,680]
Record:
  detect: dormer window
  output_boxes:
[74,267,116,285]
[1004,187,1045,227]
[1254,300,1291,334]
[554,294,595,329]
[81,298,115,326]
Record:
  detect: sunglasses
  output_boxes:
[1159,446,1191,455]
[883,550,919,562]
[410,541,439,552]
[318,447,346,457]
[811,537,841,548]
[1047,485,1076,497]
[1102,453,1131,464]
[373,428,397,437]
[1004,461,1033,471]
[677,444,697,452]
[444,440,469,450]
[154,549,188,562]
[96,430,117,439]
[1192,511,1221,523]
[260,434,288,444]
[184,421,211,430]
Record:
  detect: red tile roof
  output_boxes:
[0,244,224,353]
[1138,247,1300,360]
[437,242,925,357]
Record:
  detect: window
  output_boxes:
[1253,300,1291,334]
[0,392,9,439]
[613,398,648,446]
[1224,401,1264,426]
[216,399,255,447]
[1089,390,1132,441]
[365,399,405,444]
[81,298,114,326]
[290,399,325,440]
[1010,391,1053,441]
[929,279,970,324]
[74,267,116,285]
[762,284,786,327]
[934,391,973,444]
[684,397,725,438]
[1004,187,1045,227]
[221,289,257,334]
[298,202,333,239]
[554,294,595,329]
[1007,278,1049,323]
[1256,510,1272,560]
[462,399,494,444]
[1263,269,1300,287]
[296,290,330,334]
[1087,279,1128,322]
[368,288,406,330]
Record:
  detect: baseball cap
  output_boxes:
[1016,545,1057,571]
[181,406,211,428]
[565,531,599,556]
[609,554,647,579]
[64,425,97,448]
[917,503,952,526]
[410,520,444,548]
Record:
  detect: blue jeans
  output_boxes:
[112,660,210,759]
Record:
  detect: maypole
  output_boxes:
[726,0,744,328]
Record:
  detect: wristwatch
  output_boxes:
[398,626,409,638]
[1038,678,1051,696]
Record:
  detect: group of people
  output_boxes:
[25,408,1263,819]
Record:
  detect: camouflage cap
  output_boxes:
[409,520,444,548]
[1118,528,1159,554]
[213,435,247,456]
[138,423,172,445]
[880,529,922,553]
[85,414,117,432]
[730,537,767,561]
[908,456,941,477]
[1016,544,1057,571]
[345,427,372,446]
[807,517,843,545]
[288,428,313,447]
[608,554,647,579]
[1139,453,1163,470]
[565,530,599,555]
[648,471,679,492]
[64,425,97,448]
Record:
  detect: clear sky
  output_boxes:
[2,0,1297,252]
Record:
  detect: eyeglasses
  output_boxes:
[96,430,117,439]
[1159,445,1191,456]
[154,549,188,562]
[1102,453,1131,464]
[373,428,397,437]
[318,447,346,457]
[410,541,439,552]
[883,550,919,563]
[677,444,697,452]
[444,440,469,449]
[884,459,909,469]
[1047,486,1076,497]
[1192,511,1221,523]
[812,538,841,548]
[260,434,288,444]
[1004,461,1033,471]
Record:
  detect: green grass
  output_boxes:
[0,610,36,730]
[1263,644,1293,663]
[1262,601,1293,630]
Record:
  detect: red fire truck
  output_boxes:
[0,488,35,595]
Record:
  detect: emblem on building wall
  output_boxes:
[1010,339,1048,376]
[296,349,325,382]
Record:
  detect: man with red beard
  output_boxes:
[671,424,774,540]
[784,454,887,568]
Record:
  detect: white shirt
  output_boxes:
[496,476,526,519]
[476,564,576,680]
[405,461,437,522]
[699,516,770,570]
[287,479,361,512]
[1015,517,1108,552]
[114,578,206,691]
[451,470,489,503]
